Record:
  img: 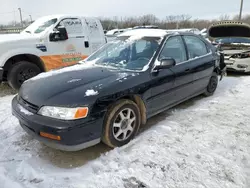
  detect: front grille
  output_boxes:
[18,97,39,113]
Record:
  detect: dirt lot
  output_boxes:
[0,83,16,97]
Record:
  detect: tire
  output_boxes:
[102,99,141,148]
[203,72,218,97]
[7,61,41,90]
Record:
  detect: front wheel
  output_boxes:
[7,61,41,90]
[203,72,218,97]
[102,99,141,148]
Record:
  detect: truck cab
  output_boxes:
[0,15,106,89]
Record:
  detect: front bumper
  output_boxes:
[225,59,250,73]
[12,96,103,151]
[0,68,3,82]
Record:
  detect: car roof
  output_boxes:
[118,28,203,39]
[119,29,168,38]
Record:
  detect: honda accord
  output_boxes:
[12,29,224,151]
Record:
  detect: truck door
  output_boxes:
[42,17,89,71]
[83,18,106,53]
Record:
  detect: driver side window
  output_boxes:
[159,36,187,64]
[56,18,84,36]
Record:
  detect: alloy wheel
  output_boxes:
[112,108,136,141]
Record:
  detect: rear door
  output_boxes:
[83,18,106,53]
[182,35,215,94]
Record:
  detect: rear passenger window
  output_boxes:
[183,36,208,59]
[159,36,187,64]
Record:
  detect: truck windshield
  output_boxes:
[22,17,58,34]
[85,36,161,71]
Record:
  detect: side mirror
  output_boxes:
[49,26,68,42]
[154,58,176,70]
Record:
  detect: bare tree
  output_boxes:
[139,14,158,25]
[219,14,230,21]
[2,13,250,31]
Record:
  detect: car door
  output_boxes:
[148,36,190,116]
[43,17,88,71]
[161,36,194,101]
[182,35,215,94]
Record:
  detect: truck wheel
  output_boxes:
[7,61,41,90]
[203,72,218,97]
[102,99,141,148]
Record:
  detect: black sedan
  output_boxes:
[12,29,223,151]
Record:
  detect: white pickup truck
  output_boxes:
[0,15,106,89]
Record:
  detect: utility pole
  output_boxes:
[29,15,32,23]
[13,9,16,26]
[18,8,23,28]
[239,0,244,21]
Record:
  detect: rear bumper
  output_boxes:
[0,68,3,82]
[12,96,103,151]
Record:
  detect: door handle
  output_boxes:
[185,68,190,72]
[84,41,89,48]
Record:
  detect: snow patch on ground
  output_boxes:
[85,89,99,96]
[0,76,249,188]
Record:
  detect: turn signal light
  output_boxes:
[40,132,61,141]
[74,107,89,119]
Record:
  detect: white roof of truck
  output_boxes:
[33,14,99,21]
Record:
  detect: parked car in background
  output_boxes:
[12,29,224,151]
[208,21,250,74]
[133,25,159,29]
[106,29,125,36]
[0,15,106,89]
[105,28,132,42]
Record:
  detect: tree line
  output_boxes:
[1,14,250,31]
[99,14,250,31]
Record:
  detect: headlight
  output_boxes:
[237,64,248,68]
[38,106,89,120]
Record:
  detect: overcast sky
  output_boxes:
[0,0,250,24]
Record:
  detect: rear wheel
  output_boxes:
[204,72,218,97]
[7,61,41,90]
[102,99,141,148]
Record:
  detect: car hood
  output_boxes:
[19,64,140,107]
[208,21,250,38]
[219,43,250,52]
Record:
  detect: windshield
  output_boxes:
[85,36,161,71]
[22,17,58,34]
[215,37,250,44]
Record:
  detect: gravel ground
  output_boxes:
[0,83,17,97]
